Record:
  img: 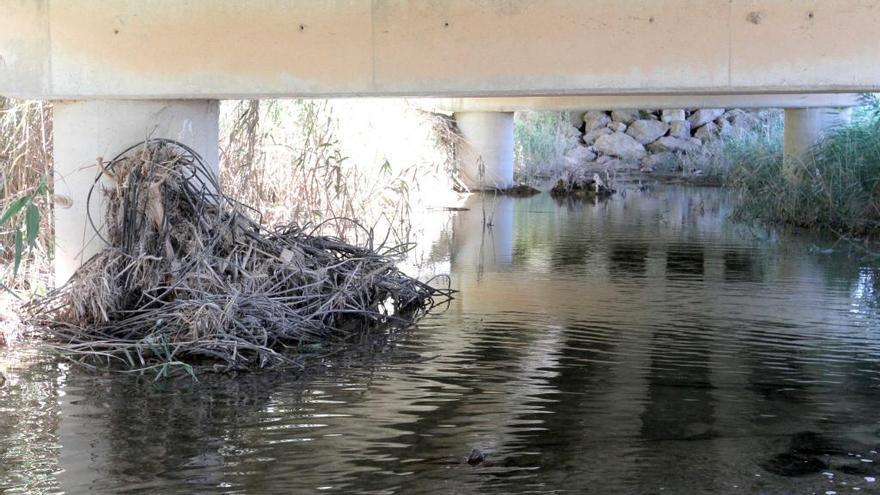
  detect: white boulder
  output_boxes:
[688,108,725,128]
[594,132,647,161]
[583,127,612,145]
[583,111,611,132]
[647,136,701,154]
[668,120,691,139]
[694,122,719,140]
[610,109,639,125]
[608,121,627,133]
[626,119,669,145]
[661,109,686,123]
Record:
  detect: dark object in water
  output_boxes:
[550,175,615,198]
[789,431,847,456]
[497,184,540,197]
[0,371,6,389]
[762,452,829,477]
[762,431,852,477]
[467,448,486,465]
[838,462,877,476]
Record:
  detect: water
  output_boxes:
[2,185,880,494]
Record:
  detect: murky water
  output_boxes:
[2,186,880,494]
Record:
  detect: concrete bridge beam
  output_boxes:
[454,112,515,191]
[783,107,851,173]
[52,100,219,285]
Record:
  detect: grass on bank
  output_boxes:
[728,97,880,240]
[663,110,783,184]
[514,111,579,183]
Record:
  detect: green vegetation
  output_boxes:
[728,96,880,239]
[0,177,47,281]
[0,98,52,294]
[664,110,783,184]
[513,111,576,182]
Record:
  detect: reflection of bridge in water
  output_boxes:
[3,186,874,492]
[382,187,880,490]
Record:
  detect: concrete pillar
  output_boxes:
[454,111,514,190]
[53,100,219,286]
[783,107,851,172]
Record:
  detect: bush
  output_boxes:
[660,110,783,182]
[728,96,880,238]
[514,111,577,182]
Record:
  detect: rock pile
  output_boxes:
[565,108,762,172]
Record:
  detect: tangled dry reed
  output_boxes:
[25,139,450,374]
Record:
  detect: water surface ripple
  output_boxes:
[2,186,879,494]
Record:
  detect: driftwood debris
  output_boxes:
[26,139,450,373]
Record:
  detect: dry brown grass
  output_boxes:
[220,99,457,245]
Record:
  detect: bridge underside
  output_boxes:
[1,0,875,283]
[2,1,879,99]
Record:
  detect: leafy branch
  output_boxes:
[1,175,48,281]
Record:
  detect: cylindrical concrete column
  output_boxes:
[783,107,851,172]
[454,111,514,191]
[53,100,220,286]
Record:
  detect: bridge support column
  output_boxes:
[53,100,219,286]
[783,107,851,175]
[454,112,514,190]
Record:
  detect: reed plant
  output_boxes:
[514,111,577,182]
[657,110,784,183]
[0,98,53,294]
[728,96,880,239]
[220,99,453,245]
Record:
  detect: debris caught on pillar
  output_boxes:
[25,139,451,374]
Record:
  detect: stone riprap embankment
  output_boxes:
[565,108,763,172]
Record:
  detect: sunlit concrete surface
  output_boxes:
[2,1,880,99]
[454,112,515,190]
[53,100,219,285]
[419,94,864,113]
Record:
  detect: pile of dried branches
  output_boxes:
[25,139,449,373]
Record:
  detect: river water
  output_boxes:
[2,185,879,494]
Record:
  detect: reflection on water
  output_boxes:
[2,186,880,494]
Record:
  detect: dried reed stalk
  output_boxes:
[25,139,450,373]
[0,98,53,289]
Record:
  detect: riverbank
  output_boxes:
[518,100,879,242]
[728,96,880,240]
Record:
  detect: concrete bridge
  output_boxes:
[1,0,878,283]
